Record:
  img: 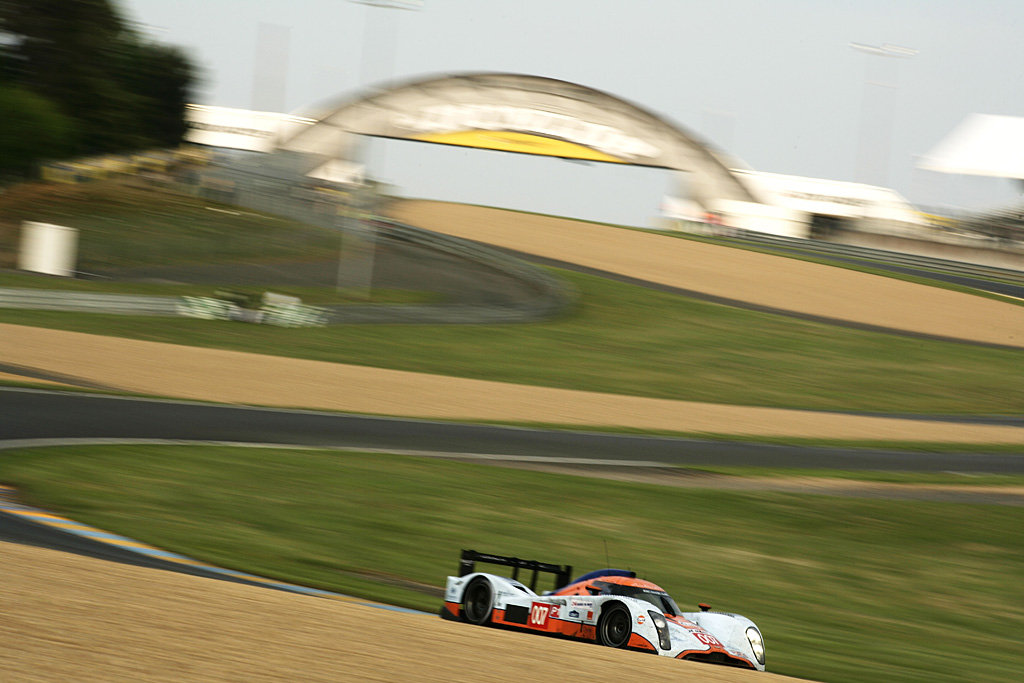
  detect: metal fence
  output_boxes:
[1,150,574,324]
[712,228,1024,283]
[0,288,180,316]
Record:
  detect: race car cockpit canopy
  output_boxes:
[569,568,636,584]
[554,572,683,616]
[590,581,682,616]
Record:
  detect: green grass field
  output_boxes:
[2,443,1022,683]
[0,180,341,271]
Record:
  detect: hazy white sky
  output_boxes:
[123,0,1024,225]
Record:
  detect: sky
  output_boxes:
[123,0,1024,226]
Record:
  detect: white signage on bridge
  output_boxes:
[393,104,661,162]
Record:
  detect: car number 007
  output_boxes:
[529,602,551,627]
[695,632,723,647]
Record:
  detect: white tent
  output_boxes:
[918,114,1024,179]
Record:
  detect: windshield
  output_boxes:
[604,584,681,616]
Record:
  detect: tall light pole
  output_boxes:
[351,0,422,183]
[337,1,422,300]
[353,1,422,86]
[849,42,918,188]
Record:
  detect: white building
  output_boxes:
[662,170,928,239]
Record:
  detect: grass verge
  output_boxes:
[1,443,1022,683]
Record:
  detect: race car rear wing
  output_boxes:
[459,549,573,592]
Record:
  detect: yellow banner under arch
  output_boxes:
[414,130,625,164]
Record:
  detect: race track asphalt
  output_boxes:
[3,388,1023,472]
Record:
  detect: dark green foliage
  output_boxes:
[0,85,72,175]
[115,41,195,148]
[0,0,197,160]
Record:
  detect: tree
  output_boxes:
[0,85,72,176]
[114,40,196,149]
[0,0,197,157]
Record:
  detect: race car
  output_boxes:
[441,550,766,671]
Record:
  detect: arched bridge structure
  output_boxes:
[277,72,758,210]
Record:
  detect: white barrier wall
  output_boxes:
[18,222,79,277]
[733,170,928,226]
[709,200,810,238]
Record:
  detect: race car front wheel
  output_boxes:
[597,603,632,648]
[462,577,494,625]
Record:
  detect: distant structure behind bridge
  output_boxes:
[182,72,967,244]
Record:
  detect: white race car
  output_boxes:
[441,550,766,671]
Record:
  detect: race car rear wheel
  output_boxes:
[597,603,632,648]
[462,577,494,625]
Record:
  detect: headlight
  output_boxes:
[745,626,765,666]
[648,610,671,651]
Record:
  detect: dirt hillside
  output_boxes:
[390,201,1024,348]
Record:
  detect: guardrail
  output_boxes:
[708,230,1024,284]
[0,289,180,316]
[369,218,574,322]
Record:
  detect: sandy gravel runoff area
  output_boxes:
[1,541,802,683]
[3,201,1021,683]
